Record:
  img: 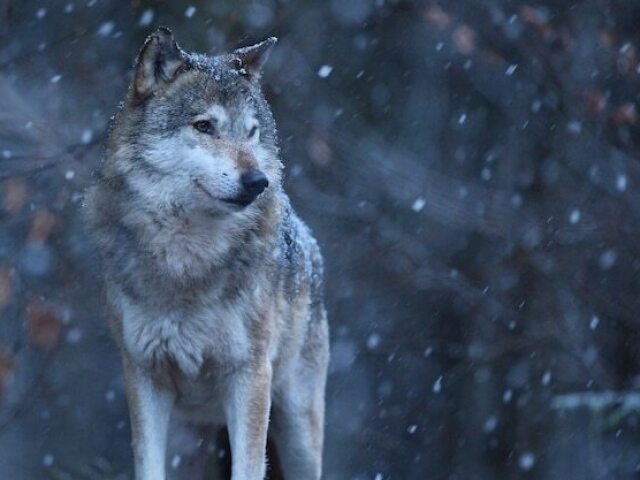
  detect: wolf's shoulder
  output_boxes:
[279,200,322,267]
[276,198,324,304]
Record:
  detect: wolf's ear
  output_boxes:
[232,37,277,80]
[134,27,185,100]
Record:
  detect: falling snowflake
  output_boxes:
[503,389,513,403]
[366,333,380,350]
[411,197,426,212]
[483,415,498,433]
[569,209,581,224]
[317,65,333,78]
[81,129,93,144]
[433,375,443,393]
[598,249,617,270]
[139,9,154,27]
[505,64,518,76]
[518,452,536,471]
[97,22,115,37]
[566,121,582,135]
[66,328,83,344]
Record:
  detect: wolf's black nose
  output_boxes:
[241,170,269,196]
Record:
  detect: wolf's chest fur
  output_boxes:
[106,210,279,379]
[113,286,254,379]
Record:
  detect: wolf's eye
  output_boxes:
[248,125,258,139]
[193,120,215,134]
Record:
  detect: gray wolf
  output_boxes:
[84,27,329,480]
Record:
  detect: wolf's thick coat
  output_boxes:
[85,28,328,480]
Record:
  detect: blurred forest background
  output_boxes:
[2,0,640,479]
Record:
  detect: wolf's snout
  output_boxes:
[241,170,269,197]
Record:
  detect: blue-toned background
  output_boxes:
[1,1,640,478]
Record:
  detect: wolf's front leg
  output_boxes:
[225,364,273,480]
[122,355,174,480]
[271,376,325,480]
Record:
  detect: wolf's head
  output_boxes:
[108,28,281,216]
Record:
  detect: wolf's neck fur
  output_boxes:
[88,172,285,306]
[124,193,281,280]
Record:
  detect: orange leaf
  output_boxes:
[612,103,637,124]
[584,90,607,117]
[452,25,476,55]
[519,6,548,29]
[424,5,451,29]
[3,180,27,214]
[29,209,57,244]
[308,134,333,167]
[599,31,615,48]
[25,302,62,351]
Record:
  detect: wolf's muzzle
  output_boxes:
[241,170,269,197]
[223,170,269,208]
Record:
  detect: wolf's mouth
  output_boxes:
[193,178,254,208]
[221,196,254,208]
[193,178,217,200]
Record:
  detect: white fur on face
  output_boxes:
[134,130,241,211]
[128,103,281,215]
[205,104,229,126]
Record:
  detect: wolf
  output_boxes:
[84,28,329,480]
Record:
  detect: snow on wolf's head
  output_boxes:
[109,27,281,216]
